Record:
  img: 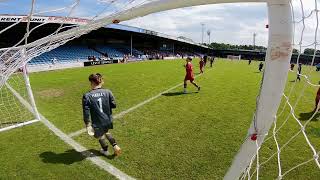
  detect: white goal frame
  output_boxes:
[0,0,293,179]
[227,55,242,60]
[95,1,293,178]
[0,63,41,132]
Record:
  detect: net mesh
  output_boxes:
[0,0,152,130]
[0,71,34,129]
[241,0,320,179]
[0,0,155,78]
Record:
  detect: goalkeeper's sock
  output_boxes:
[106,133,116,145]
[99,138,108,151]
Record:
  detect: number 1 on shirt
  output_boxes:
[97,98,103,112]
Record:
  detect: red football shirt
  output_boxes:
[199,60,205,67]
[186,62,194,77]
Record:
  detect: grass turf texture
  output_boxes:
[0,74,35,128]
[29,60,186,134]
[1,59,320,179]
[0,123,117,180]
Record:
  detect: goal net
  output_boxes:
[0,67,38,132]
[0,0,319,179]
[0,0,155,132]
[227,55,241,60]
[226,0,320,179]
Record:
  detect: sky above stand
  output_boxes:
[0,0,317,48]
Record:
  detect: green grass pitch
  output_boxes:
[0,59,320,179]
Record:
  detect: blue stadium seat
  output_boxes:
[29,45,101,65]
[96,45,125,59]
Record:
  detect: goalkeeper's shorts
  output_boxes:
[93,123,113,138]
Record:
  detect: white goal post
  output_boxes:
[227,55,242,60]
[77,1,293,178]
[1,0,318,179]
[225,1,293,179]
[0,59,41,132]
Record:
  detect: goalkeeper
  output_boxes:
[82,73,121,156]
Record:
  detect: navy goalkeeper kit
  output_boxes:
[82,88,116,134]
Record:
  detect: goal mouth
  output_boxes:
[0,0,319,179]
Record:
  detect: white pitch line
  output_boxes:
[68,126,87,137]
[0,119,40,133]
[6,83,135,180]
[68,70,208,138]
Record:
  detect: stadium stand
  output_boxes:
[111,45,144,57]
[29,45,101,65]
[9,17,211,66]
[94,45,125,59]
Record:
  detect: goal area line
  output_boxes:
[5,81,134,180]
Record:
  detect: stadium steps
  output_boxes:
[29,46,101,65]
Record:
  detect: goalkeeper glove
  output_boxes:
[86,122,94,136]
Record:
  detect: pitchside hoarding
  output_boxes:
[0,15,89,25]
[83,60,118,66]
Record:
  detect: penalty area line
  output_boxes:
[6,83,135,180]
[68,69,210,138]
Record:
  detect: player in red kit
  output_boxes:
[184,57,200,93]
[199,58,205,74]
[315,87,320,111]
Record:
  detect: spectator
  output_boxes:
[316,63,320,71]
[290,63,295,71]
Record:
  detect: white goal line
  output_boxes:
[0,119,40,133]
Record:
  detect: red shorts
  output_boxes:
[184,75,194,82]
